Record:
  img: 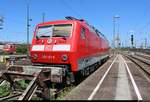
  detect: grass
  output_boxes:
[0,84,11,97]
[17,80,29,90]
[31,95,41,100]
[0,62,4,64]
[56,85,75,100]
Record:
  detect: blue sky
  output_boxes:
[0,0,150,47]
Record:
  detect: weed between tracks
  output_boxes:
[55,85,75,100]
[0,79,75,100]
[0,79,29,98]
[0,84,11,97]
[17,80,29,90]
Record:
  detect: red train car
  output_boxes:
[30,17,109,83]
[3,43,16,54]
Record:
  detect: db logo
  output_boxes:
[44,45,52,51]
[47,38,52,44]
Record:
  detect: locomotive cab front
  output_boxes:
[30,21,79,74]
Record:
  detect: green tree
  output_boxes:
[16,45,27,54]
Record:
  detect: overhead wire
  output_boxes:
[60,0,82,18]
[132,2,150,33]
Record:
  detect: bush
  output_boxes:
[16,45,28,54]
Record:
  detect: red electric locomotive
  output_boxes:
[3,43,16,54]
[30,16,109,83]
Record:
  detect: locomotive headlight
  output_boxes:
[61,54,68,61]
[33,54,38,60]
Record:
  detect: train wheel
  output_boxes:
[98,61,101,65]
[66,72,75,85]
[74,72,83,84]
[85,67,90,76]
[81,70,85,76]
[89,66,94,73]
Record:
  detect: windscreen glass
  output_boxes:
[4,45,10,48]
[37,25,53,38]
[36,24,72,38]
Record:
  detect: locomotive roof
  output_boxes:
[37,17,108,42]
[37,19,86,26]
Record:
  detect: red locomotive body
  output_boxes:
[3,43,16,54]
[30,17,109,83]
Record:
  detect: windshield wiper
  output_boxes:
[52,35,67,37]
[39,35,50,37]
[36,35,39,40]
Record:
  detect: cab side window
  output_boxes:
[81,27,86,39]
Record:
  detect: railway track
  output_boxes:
[124,54,150,76]
[135,52,150,60]
[0,92,22,101]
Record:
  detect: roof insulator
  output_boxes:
[65,16,84,21]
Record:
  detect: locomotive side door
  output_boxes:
[80,27,88,54]
[78,26,89,70]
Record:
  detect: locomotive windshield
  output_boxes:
[4,44,11,48]
[36,24,72,38]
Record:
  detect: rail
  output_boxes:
[123,53,150,77]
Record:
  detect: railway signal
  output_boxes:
[145,38,147,49]
[131,34,134,48]
[0,16,4,29]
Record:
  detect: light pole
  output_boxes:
[113,17,115,48]
[113,15,120,49]
[27,4,32,57]
[42,12,45,23]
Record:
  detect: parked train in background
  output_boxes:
[30,16,109,84]
[3,43,16,54]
